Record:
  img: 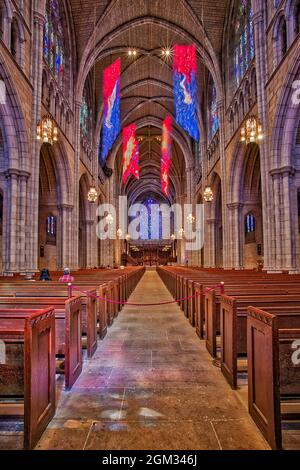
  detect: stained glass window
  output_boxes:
[233,0,255,87]
[140,199,163,240]
[209,83,219,141]
[44,0,65,85]
[46,215,57,245]
[245,213,255,233]
[80,88,92,138]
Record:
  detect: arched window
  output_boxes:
[0,3,4,40]
[46,215,57,245]
[209,82,219,141]
[294,1,300,36]
[10,17,19,60]
[245,213,256,243]
[278,16,288,61]
[80,87,92,139]
[139,199,163,240]
[233,0,255,87]
[44,0,65,86]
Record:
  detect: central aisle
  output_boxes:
[37,270,269,450]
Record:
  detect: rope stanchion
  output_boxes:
[67,283,225,308]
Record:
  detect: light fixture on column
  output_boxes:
[240,116,264,145]
[203,186,214,202]
[106,213,114,225]
[178,228,185,238]
[171,234,176,241]
[36,115,58,145]
[117,228,123,238]
[125,234,131,241]
[87,184,98,203]
[187,213,195,224]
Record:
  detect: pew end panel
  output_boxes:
[64,297,82,390]
[24,309,56,449]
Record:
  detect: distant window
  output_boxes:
[278,16,288,60]
[44,0,65,86]
[245,213,256,243]
[0,4,4,40]
[209,82,219,141]
[46,215,57,245]
[295,1,300,35]
[80,87,92,139]
[233,0,255,87]
[10,18,19,60]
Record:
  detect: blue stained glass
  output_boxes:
[209,84,219,141]
[246,214,255,233]
[233,0,255,87]
[44,0,65,84]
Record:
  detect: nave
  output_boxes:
[33,271,270,451]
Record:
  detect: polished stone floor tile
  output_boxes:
[33,271,272,450]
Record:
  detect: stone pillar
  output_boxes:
[281,168,297,272]
[270,170,282,271]
[72,100,82,269]
[206,219,217,267]
[26,7,45,271]
[4,170,19,273]
[84,220,94,268]
[227,203,244,269]
[58,204,73,269]
[217,99,229,269]
[18,171,30,271]
[252,1,273,271]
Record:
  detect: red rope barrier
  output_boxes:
[69,283,225,307]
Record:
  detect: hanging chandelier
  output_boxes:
[240,116,264,145]
[203,186,214,202]
[36,115,58,145]
[87,186,98,203]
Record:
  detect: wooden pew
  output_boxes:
[204,279,300,355]
[220,294,300,388]
[0,308,56,449]
[0,285,100,356]
[247,307,300,449]
[0,296,82,390]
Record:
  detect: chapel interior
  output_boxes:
[0,0,300,452]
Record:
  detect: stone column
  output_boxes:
[252,0,273,271]
[72,100,82,269]
[84,220,94,268]
[4,170,19,273]
[26,7,45,271]
[281,168,297,272]
[227,203,244,269]
[206,219,217,267]
[217,98,229,269]
[270,170,282,271]
[18,171,30,271]
[58,204,74,269]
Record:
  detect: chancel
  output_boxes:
[0,0,300,453]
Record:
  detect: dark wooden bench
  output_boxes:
[0,308,56,449]
[0,296,82,390]
[220,294,300,388]
[247,307,300,449]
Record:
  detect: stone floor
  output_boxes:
[3,270,291,450]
